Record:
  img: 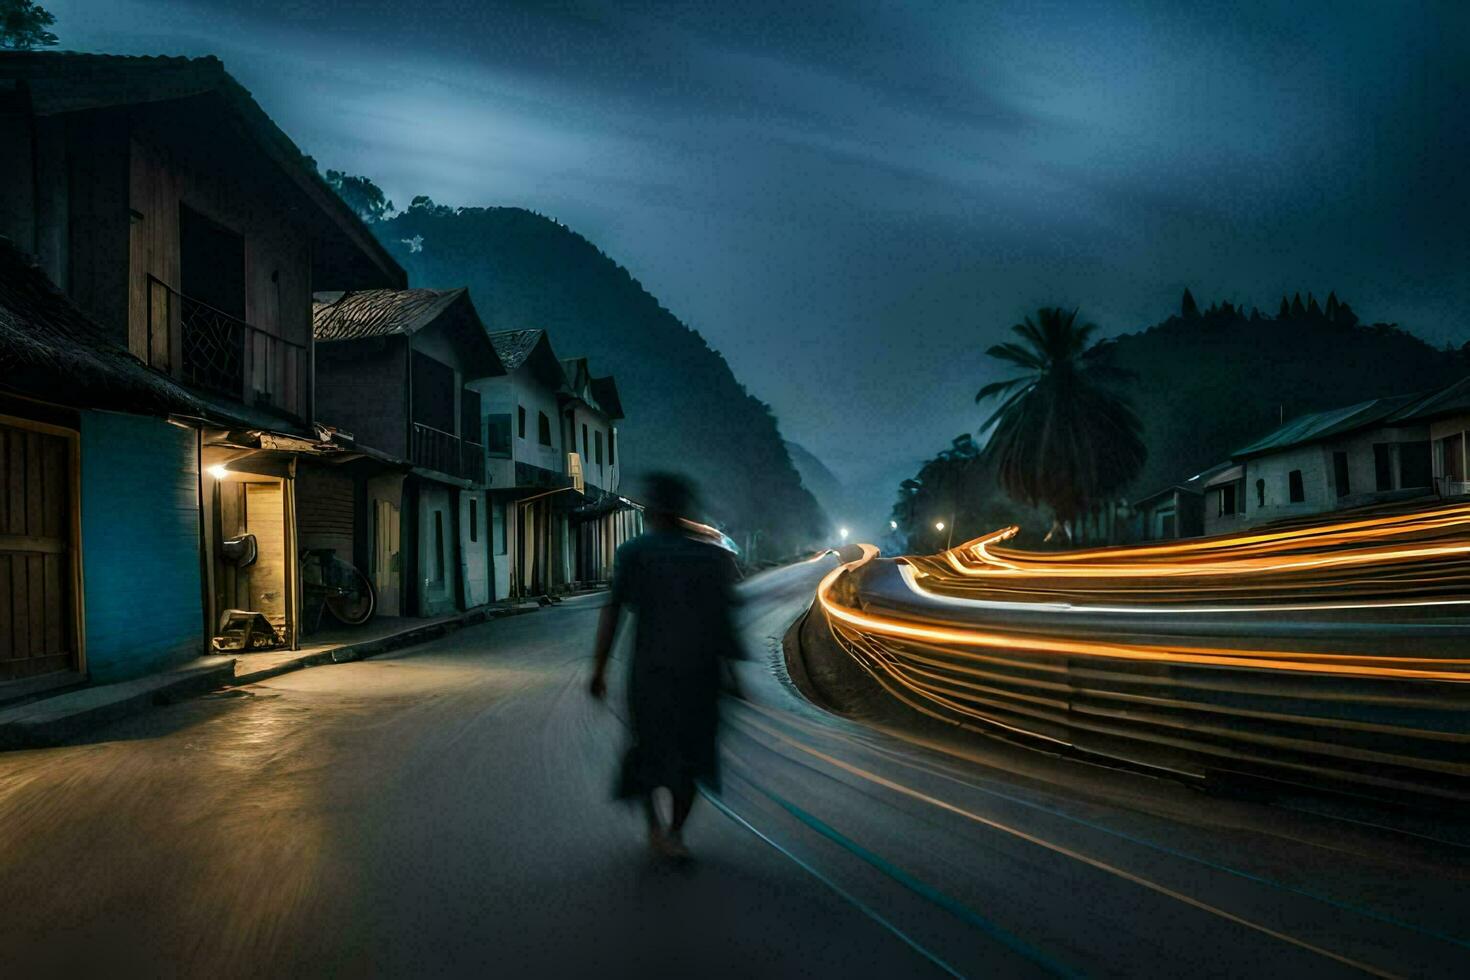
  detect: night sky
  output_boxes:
[60,0,1470,533]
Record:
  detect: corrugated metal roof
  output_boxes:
[1232,395,1417,458]
[1389,376,1470,424]
[312,288,466,341]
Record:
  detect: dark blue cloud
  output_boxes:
[54,0,1470,535]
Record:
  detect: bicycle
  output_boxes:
[300,548,376,635]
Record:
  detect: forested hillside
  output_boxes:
[1112,293,1468,496]
[375,200,825,556]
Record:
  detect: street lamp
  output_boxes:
[838,526,849,541]
[889,520,898,531]
[935,519,953,549]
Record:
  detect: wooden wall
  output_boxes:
[127,134,313,417]
[315,338,410,457]
[0,419,76,682]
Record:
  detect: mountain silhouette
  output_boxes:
[377,202,825,556]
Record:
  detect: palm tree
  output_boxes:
[975,307,1146,542]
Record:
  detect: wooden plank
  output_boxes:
[0,428,7,533]
[7,428,24,535]
[40,434,64,540]
[0,556,11,660]
[0,535,66,555]
[43,552,62,655]
[11,548,29,659]
[25,430,42,537]
[27,553,44,657]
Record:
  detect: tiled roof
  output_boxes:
[490,329,548,371]
[1232,395,1418,458]
[0,236,205,417]
[313,288,467,341]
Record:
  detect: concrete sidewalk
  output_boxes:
[0,601,542,749]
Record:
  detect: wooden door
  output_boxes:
[372,498,401,615]
[245,482,287,629]
[0,420,77,681]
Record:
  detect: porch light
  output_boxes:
[207,464,231,480]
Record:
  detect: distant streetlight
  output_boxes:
[839,527,849,541]
[935,518,954,550]
[889,520,898,531]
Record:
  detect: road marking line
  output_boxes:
[734,711,1401,978]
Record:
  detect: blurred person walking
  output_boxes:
[589,473,742,860]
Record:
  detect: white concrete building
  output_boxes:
[477,329,574,600]
[1231,396,1433,528]
[1389,377,1470,499]
[559,357,639,585]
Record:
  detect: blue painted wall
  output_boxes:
[79,412,204,682]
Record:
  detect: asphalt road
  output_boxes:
[2,556,1468,978]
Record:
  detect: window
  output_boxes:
[486,414,512,458]
[517,405,526,440]
[431,510,446,583]
[1374,444,1393,491]
[595,430,603,465]
[1288,469,1305,503]
[1218,483,1236,516]
[608,429,616,466]
[1255,478,1265,508]
[582,424,589,458]
[1400,441,1431,489]
[1332,451,1350,498]
[411,352,456,433]
[461,389,482,444]
[538,411,552,446]
[493,499,508,556]
[469,498,478,543]
[180,204,245,319]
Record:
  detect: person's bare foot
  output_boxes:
[660,831,691,861]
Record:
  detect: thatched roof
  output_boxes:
[312,288,466,341]
[314,287,505,378]
[0,237,207,417]
[490,328,565,387]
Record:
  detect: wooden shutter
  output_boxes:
[0,420,77,680]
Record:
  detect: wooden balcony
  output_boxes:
[147,276,308,418]
[411,423,484,483]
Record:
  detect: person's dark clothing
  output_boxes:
[608,528,741,798]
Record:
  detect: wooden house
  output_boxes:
[0,52,405,674]
[312,288,505,616]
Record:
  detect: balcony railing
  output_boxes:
[411,422,484,482]
[147,276,308,417]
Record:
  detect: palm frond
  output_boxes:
[975,375,1029,404]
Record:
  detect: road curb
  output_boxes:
[0,603,545,749]
[0,659,238,750]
